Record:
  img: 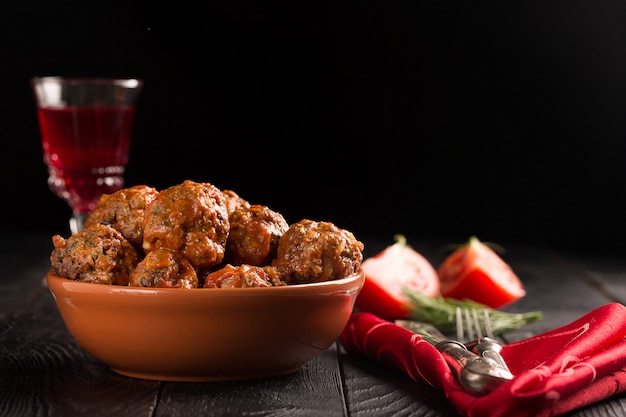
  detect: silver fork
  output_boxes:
[456,306,512,375]
[431,307,514,395]
[396,308,514,395]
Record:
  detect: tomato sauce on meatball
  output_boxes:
[129,248,198,288]
[272,219,364,284]
[222,189,251,217]
[203,264,285,288]
[142,180,230,269]
[83,185,159,251]
[224,204,289,266]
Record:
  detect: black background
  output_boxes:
[1,1,625,255]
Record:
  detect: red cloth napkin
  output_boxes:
[340,303,626,417]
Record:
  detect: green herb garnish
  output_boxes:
[404,291,543,336]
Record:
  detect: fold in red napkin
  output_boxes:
[340,303,626,417]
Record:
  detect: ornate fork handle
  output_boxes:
[435,340,513,395]
[469,337,512,374]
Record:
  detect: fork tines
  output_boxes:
[456,306,495,342]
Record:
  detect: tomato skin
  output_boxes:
[354,236,440,320]
[355,276,413,319]
[437,236,526,308]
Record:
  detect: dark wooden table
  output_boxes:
[2,233,626,417]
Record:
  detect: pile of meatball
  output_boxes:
[49,180,364,288]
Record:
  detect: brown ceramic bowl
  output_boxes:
[46,270,364,382]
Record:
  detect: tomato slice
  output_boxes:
[355,235,440,320]
[437,236,526,308]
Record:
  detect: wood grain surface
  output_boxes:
[2,234,626,417]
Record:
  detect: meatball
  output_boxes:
[50,223,138,285]
[129,248,198,288]
[142,180,230,269]
[224,204,289,266]
[222,189,250,217]
[272,219,364,284]
[203,264,285,288]
[83,185,159,250]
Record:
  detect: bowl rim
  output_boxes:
[45,269,364,296]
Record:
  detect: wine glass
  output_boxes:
[31,76,144,234]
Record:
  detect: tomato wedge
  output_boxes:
[437,236,526,308]
[355,235,440,320]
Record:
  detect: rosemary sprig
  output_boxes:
[403,290,543,336]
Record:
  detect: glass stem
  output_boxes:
[70,211,89,235]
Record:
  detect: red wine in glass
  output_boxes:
[31,77,143,234]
